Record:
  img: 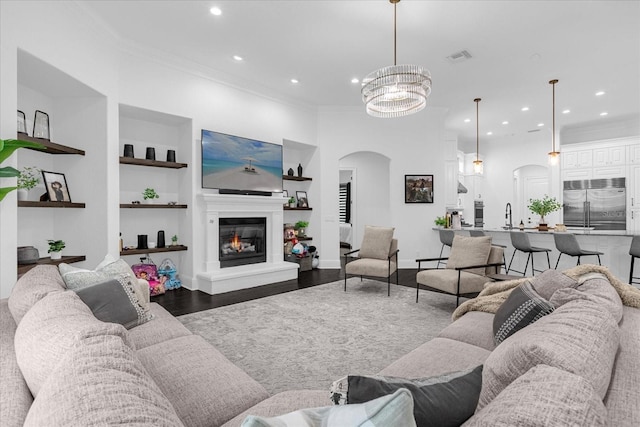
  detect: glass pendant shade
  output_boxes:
[473,159,483,174]
[361,65,432,118]
[548,150,560,165]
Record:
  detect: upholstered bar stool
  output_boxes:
[553,233,603,269]
[507,231,551,276]
[630,236,640,285]
[437,229,455,268]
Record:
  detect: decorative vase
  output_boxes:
[287,168,294,176]
[143,198,154,204]
[137,234,148,249]
[297,163,303,177]
[17,246,40,264]
[166,150,176,163]
[145,147,156,160]
[123,144,135,158]
[17,189,28,201]
[297,228,306,237]
[157,230,166,248]
[50,251,62,260]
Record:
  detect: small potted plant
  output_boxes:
[171,234,178,246]
[434,216,448,228]
[288,196,296,208]
[17,166,40,201]
[528,195,562,231]
[142,188,159,203]
[47,239,65,260]
[295,220,309,237]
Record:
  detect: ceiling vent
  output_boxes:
[446,50,472,64]
[527,129,541,133]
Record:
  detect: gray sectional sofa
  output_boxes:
[2,265,639,426]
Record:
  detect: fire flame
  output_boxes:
[230,234,241,252]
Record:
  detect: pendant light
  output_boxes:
[548,79,560,165]
[473,98,483,174]
[361,0,432,118]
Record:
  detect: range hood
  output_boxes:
[457,181,468,194]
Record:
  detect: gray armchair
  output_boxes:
[344,225,399,296]
[415,235,505,306]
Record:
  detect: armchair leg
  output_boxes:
[416,283,419,303]
[344,274,347,292]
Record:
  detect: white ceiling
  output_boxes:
[76,0,640,150]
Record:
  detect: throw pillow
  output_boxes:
[528,268,578,301]
[330,365,482,427]
[358,225,394,260]
[8,265,66,325]
[59,256,150,313]
[467,365,608,426]
[242,388,416,427]
[73,275,153,329]
[446,235,492,276]
[493,280,555,345]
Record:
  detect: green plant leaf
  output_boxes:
[0,139,46,163]
[0,166,20,177]
[0,186,17,202]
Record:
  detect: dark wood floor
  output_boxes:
[152,268,420,317]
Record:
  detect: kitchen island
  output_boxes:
[435,227,637,283]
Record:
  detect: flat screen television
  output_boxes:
[201,129,283,195]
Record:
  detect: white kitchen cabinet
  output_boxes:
[631,210,640,233]
[444,160,458,208]
[562,149,593,169]
[630,164,640,209]
[592,165,626,179]
[593,146,626,167]
[562,168,592,181]
[630,144,640,164]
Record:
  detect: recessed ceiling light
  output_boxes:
[351,78,359,84]
[502,121,509,125]
[486,131,493,136]
[233,55,243,61]
[210,7,222,16]
[595,91,605,96]
[464,118,471,123]
[290,79,299,84]
[562,109,570,114]
[538,123,544,127]
[600,112,608,116]
[521,107,529,112]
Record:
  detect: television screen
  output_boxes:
[201,129,283,194]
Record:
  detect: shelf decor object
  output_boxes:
[33,110,50,140]
[473,98,483,175]
[361,0,431,118]
[17,110,27,134]
[145,147,156,161]
[296,191,309,208]
[41,170,72,202]
[548,79,560,165]
[123,144,134,158]
[166,149,176,163]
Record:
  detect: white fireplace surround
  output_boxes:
[196,193,298,294]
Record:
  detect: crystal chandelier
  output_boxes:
[548,79,560,165]
[361,0,432,118]
[473,98,484,174]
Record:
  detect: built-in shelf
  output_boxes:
[283,175,312,181]
[120,245,188,256]
[18,201,86,208]
[284,207,312,211]
[18,255,86,276]
[286,236,312,241]
[17,132,85,155]
[120,203,188,209]
[119,156,188,169]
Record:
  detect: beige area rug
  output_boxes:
[178,278,456,394]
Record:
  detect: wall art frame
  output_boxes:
[41,170,71,202]
[405,174,434,203]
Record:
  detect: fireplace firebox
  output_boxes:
[219,217,266,268]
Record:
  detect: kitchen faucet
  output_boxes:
[505,203,512,229]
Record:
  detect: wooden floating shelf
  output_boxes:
[283,175,312,181]
[18,201,86,208]
[18,255,86,276]
[17,132,85,155]
[284,207,312,211]
[120,245,188,256]
[120,203,188,209]
[285,236,312,241]
[119,156,188,169]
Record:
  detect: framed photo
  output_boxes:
[296,191,309,208]
[42,170,72,202]
[282,190,289,206]
[405,174,433,203]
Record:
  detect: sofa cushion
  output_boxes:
[551,273,623,322]
[447,235,492,276]
[529,268,578,301]
[8,265,65,324]
[416,269,490,295]
[136,335,269,427]
[465,365,608,426]
[331,365,482,427]
[24,333,184,427]
[379,337,491,379]
[127,302,192,350]
[345,258,397,277]
[221,391,330,426]
[73,275,152,329]
[241,388,415,427]
[437,311,495,351]
[358,225,394,260]
[0,299,33,427]
[478,297,620,410]
[14,290,131,396]
[492,280,554,345]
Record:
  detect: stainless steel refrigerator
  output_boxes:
[563,178,626,230]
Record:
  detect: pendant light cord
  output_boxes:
[393,0,397,66]
[475,98,481,161]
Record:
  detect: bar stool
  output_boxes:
[437,229,455,268]
[507,231,551,276]
[630,236,640,285]
[469,230,507,272]
[553,233,603,268]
